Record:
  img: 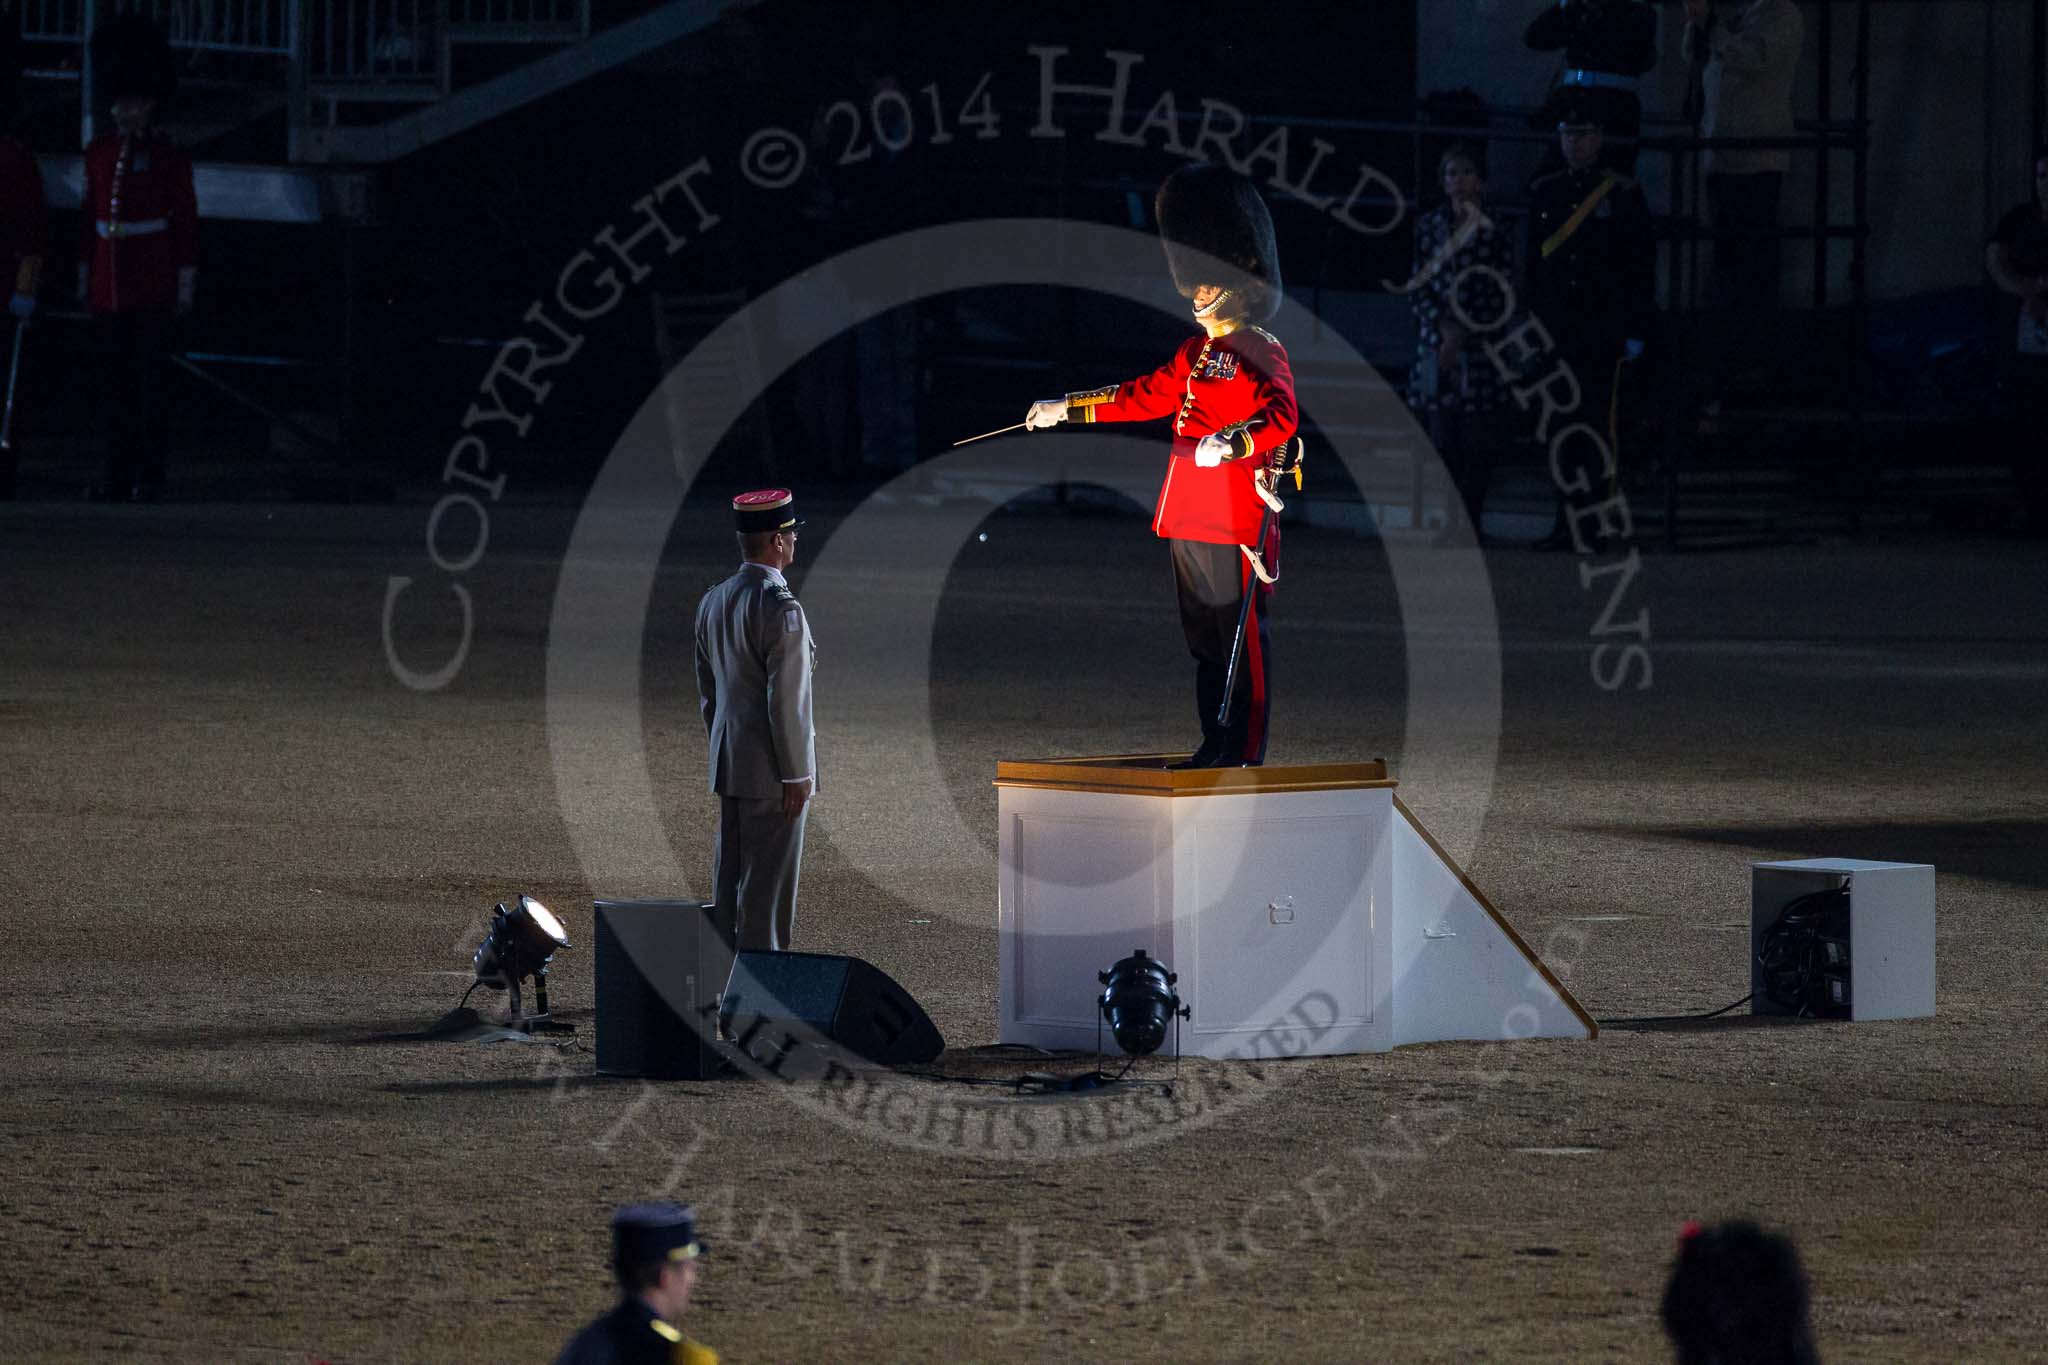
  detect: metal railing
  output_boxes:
[20,0,294,53]
[19,0,592,89]
[307,0,444,92]
[448,0,587,39]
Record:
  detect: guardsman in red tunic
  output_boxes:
[1024,165,1298,768]
[80,17,196,502]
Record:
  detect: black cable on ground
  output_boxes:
[893,1068,1028,1090]
[1598,992,1754,1026]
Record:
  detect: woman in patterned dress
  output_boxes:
[1406,144,1517,544]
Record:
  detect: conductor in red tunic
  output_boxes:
[80,17,197,502]
[1024,165,1298,768]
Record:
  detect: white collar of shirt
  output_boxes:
[742,561,788,588]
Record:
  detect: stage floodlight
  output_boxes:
[471,894,572,1021]
[1098,949,1185,1058]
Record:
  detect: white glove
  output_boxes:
[1193,433,1231,468]
[1024,398,1068,430]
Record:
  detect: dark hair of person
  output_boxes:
[737,529,778,559]
[614,1253,666,1296]
[1660,1220,1820,1365]
[1436,142,1487,195]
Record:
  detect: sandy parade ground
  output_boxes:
[3,496,2045,1362]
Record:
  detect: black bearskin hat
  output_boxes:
[90,15,178,106]
[1660,1221,1819,1365]
[0,13,22,128]
[1155,163,1283,323]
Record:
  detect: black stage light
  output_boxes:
[471,894,572,1024]
[1098,949,1187,1058]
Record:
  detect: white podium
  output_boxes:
[995,755,1593,1059]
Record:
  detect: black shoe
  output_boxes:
[1167,739,1225,770]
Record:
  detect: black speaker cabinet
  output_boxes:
[593,900,734,1079]
[720,950,944,1068]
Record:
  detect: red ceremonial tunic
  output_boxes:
[79,131,198,315]
[1065,325,1298,545]
[0,135,48,292]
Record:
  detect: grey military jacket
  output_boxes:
[693,562,817,798]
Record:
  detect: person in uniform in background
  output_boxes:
[694,489,816,953]
[0,39,46,500]
[1524,0,1660,175]
[1023,164,1298,769]
[1684,0,1804,319]
[1525,100,1653,552]
[1986,142,2048,531]
[1405,143,1515,545]
[555,1203,718,1365]
[80,16,197,503]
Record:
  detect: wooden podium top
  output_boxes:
[993,754,1394,798]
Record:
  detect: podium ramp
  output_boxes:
[1391,797,1595,1045]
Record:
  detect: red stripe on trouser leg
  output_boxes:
[1240,555,1266,761]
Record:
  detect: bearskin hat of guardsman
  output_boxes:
[89,13,179,109]
[0,4,24,129]
[1155,163,1284,326]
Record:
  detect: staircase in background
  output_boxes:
[17,0,747,165]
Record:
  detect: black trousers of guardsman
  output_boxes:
[95,310,174,499]
[1170,529,1275,767]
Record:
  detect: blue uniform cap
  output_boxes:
[612,1202,707,1266]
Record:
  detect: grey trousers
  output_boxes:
[714,794,807,952]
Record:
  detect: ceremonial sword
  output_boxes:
[1218,438,1306,730]
[0,317,26,452]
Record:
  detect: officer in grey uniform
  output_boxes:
[694,488,816,953]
